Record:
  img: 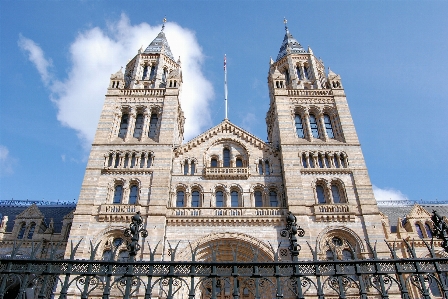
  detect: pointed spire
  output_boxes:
[308,46,313,55]
[177,56,181,65]
[143,17,175,61]
[270,57,274,65]
[162,16,167,31]
[276,18,306,61]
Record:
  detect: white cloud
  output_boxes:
[373,185,409,202]
[0,145,15,177]
[18,35,52,86]
[19,14,214,148]
[241,112,257,133]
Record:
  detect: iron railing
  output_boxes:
[1,238,448,299]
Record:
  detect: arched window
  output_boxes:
[211,158,218,168]
[17,223,26,239]
[149,65,156,80]
[296,66,301,79]
[142,65,149,79]
[285,69,290,84]
[265,161,270,175]
[118,113,129,138]
[254,191,263,207]
[231,191,239,207]
[269,191,278,207]
[146,154,153,168]
[309,114,320,138]
[216,191,224,207]
[148,113,158,138]
[316,185,326,204]
[129,185,138,204]
[183,160,189,175]
[123,154,129,168]
[340,155,346,168]
[107,153,113,167]
[190,161,195,175]
[258,160,263,174]
[295,114,305,138]
[342,249,353,260]
[176,191,185,207]
[302,153,308,168]
[309,155,315,168]
[333,154,340,168]
[162,68,167,83]
[236,158,243,167]
[223,148,230,167]
[113,185,123,204]
[191,191,200,207]
[318,154,324,168]
[139,153,146,168]
[415,223,424,238]
[103,250,112,261]
[133,113,144,138]
[130,153,136,168]
[326,250,334,260]
[324,114,334,138]
[331,185,341,204]
[425,223,433,238]
[304,65,309,79]
[27,223,36,239]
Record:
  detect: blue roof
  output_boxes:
[143,30,175,61]
[276,27,307,61]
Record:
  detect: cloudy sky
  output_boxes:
[1,1,447,203]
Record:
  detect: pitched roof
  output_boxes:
[143,30,175,61]
[276,27,307,61]
[0,204,76,233]
[174,119,275,157]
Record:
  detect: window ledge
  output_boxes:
[313,204,355,222]
[204,167,249,179]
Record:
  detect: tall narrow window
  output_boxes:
[415,223,424,238]
[258,160,263,174]
[142,65,149,79]
[148,114,158,138]
[133,113,144,138]
[191,191,200,207]
[324,114,334,138]
[304,65,309,79]
[265,161,270,175]
[295,114,305,138]
[107,153,113,167]
[269,191,278,207]
[309,114,320,138]
[147,154,153,168]
[324,154,330,168]
[113,185,123,204]
[123,154,129,168]
[236,158,243,167]
[254,191,263,207]
[162,68,167,83]
[318,154,324,168]
[340,155,346,168]
[27,223,36,239]
[191,161,195,175]
[296,66,301,79]
[231,191,239,207]
[211,158,218,167]
[129,185,138,205]
[302,153,308,168]
[223,148,230,167]
[183,161,189,175]
[149,65,156,80]
[176,191,185,207]
[216,191,224,207]
[285,69,290,84]
[140,153,146,168]
[309,155,315,168]
[114,153,120,168]
[316,185,326,204]
[17,223,26,239]
[333,154,340,168]
[331,185,341,203]
[425,223,433,238]
[130,154,136,168]
[118,113,129,138]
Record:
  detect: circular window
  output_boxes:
[332,237,343,247]
[113,238,123,247]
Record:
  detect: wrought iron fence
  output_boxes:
[1,238,448,299]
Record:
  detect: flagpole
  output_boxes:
[224,54,228,120]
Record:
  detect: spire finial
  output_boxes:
[283,17,288,31]
[162,16,167,31]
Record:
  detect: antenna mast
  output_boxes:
[224,54,228,120]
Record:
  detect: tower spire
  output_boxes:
[224,54,228,120]
[162,16,167,31]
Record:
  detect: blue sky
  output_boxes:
[0,1,447,203]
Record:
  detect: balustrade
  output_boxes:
[169,207,286,217]
[204,167,249,179]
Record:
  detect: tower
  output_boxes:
[67,23,185,260]
[266,20,387,256]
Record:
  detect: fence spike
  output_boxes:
[69,238,83,260]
